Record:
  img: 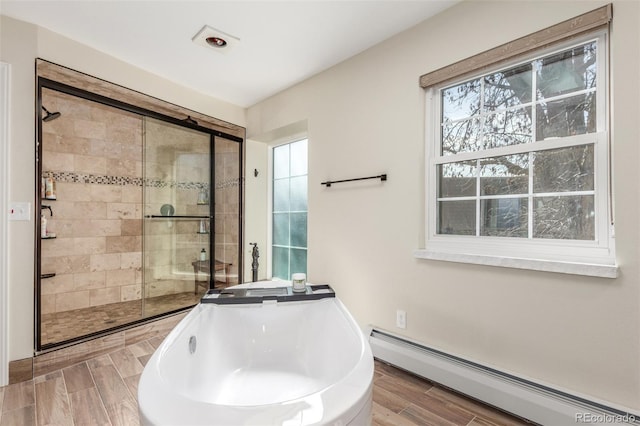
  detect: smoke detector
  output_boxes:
[192,25,239,54]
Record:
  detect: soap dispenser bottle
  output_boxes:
[200,248,207,261]
[41,213,47,238]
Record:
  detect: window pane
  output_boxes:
[480,154,528,195]
[290,139,308,176]
[272,246,289,279]
[273,179,290,212]
[290,213,307,248]
[536,93,596,140]
[533,195,595,240]
[484,64,532,110]
[273,144,290,179]
[438,200,476,235]
[442,79,481,122]
[483,107,532,149]
[536,42,597,100]
[438,161,476,197]
[481,198,528,237]
[442,118,481,155]
[290,176,307,211]
[273,213,289,246]
[290,248,307,276]
[533,145,594,193]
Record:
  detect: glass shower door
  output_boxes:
[142,117,212,317]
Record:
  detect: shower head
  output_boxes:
[42,106,61,122]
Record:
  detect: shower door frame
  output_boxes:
[35,77,244,352]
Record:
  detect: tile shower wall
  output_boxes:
[40,89,143,314]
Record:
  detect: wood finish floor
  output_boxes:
[1,348,532,426]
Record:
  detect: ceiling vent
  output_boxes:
[192,25,239,54]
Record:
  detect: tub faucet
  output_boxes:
[250,242,259,282]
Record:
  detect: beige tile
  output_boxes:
[74,119,106,139]
[121,219,142,236]
[40,274,75,295]
[106,236,141,253]
[42,151,75,172]
[107,203,140,220]
[107,158,138,178]
[120,252,142,269]
[71,237,107,256]
[90,253,122,272]
[41,255,90,275]
[88,184,123,203]
[120,284,142,302]
[56,291,90,312]
[106,269,136,287]
[73,271,106,291]
[90,287,121,307]
[54,182,91,201]
[120,186,142,203]
[74,154,107,174]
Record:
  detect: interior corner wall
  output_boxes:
[0,14,247,361]
[1,15,38,361]
[246,0,640,412]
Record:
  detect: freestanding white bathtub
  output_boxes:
[138,282,374,425]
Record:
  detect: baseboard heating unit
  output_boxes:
[368,328,639,426]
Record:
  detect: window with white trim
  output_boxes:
[419,31,616,277]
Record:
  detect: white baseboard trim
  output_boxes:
[368,328,639,426]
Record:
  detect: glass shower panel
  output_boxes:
[143,117,211,317]
[213,136,241,287]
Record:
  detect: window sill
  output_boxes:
[413,249,618,279]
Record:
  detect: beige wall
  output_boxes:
[0,15,246,360]
[247,1,640,411]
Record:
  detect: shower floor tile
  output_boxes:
[40,292,204,346]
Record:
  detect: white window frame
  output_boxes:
[415,31,617,278]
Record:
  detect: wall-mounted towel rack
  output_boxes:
[321,174,387,187]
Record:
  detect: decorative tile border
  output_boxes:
[43,170,240,190]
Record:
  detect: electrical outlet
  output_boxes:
[396,309,407,329]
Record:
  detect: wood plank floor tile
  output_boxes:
[1,380,34,411]
[89,362,139,426]
[68,387,111,426]
[126,341,155,358]
[109,348,144,379]
[400,403,460,426]
[123,374,140,404]
[62,362,95,394]
[372,401,420,426]
[34,374,73,426]
[373,385,412,413]
[375,374,433,406]
[0,386,4,413]
[0,405,36,426]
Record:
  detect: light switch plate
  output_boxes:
[9,202,31,221]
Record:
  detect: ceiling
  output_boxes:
[0,1,459,108]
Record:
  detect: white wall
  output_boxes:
[0,15,246,360]
[247,0,640,411]
[243,139,268,282]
